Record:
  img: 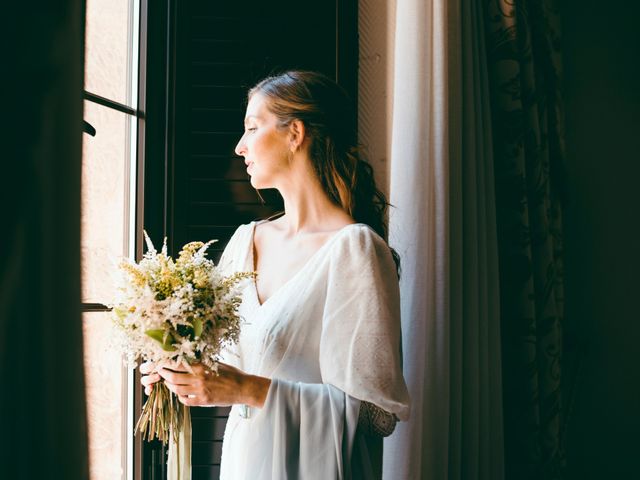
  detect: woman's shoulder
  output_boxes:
[335,222,388,248]
[329,223,395,267]
[225,221,256,245]
[217,221,257,270]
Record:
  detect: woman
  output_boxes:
[141,71,410,479]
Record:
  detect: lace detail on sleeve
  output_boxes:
[357,401,398,437]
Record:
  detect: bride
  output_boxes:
[141,70,410,479]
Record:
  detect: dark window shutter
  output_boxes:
[171,0,357,258]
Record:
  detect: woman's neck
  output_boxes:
[274,158,351,235]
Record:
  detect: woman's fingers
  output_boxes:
[178,395,196,406]
[157,367,194,385]
[160,359,192,373]
[140,362,162,397]
[140,361,244,407]
[141,372,161,387]
[140,361,265,408]
[156,363,218,405]
[139,361,156,375]
[189,363,210,375]
[163,381,198,397]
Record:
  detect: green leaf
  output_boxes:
[193,317,203,338]
[145,329,177,352]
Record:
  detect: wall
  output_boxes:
[358,0,397,197]
[562,2,640,478]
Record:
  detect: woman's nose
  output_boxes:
[235,136,246,156]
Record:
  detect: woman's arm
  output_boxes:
[145,361,397,439]
[148,361,271,408]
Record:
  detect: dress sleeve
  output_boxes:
[319,225,411,421]
[245,379,361,479]
[216,223,251,276]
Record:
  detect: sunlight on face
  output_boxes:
[234,94,291,189]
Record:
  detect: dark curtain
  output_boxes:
[484,1,566,478]
[0,2,88,479]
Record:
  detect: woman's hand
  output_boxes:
[156,362,271,408]
[140,361,161,395]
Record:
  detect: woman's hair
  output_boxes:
[248,70,400,272]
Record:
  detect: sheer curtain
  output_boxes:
[382,0,504,478]
[0,2,88,479]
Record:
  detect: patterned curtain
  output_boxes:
[484,1,567,478]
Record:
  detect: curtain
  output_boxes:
[484,1,566,478]
[383,0,504,478]
[0,2,89,479]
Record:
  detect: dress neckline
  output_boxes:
[249,221,365,307]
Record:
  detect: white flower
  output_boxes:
[110,233,253,373]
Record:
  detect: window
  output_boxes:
[82,0,143,479]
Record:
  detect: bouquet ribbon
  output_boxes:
[167,405,192,480]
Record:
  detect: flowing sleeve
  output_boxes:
[243,380,362,479]
[319,226,410,421]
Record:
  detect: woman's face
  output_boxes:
[234,93,291,189]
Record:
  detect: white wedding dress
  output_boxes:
[217,221,410,480]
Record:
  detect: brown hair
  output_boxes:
[248,70,399,271]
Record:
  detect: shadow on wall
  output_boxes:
[562,1,640,479]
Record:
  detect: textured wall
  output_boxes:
[358,0,397,198]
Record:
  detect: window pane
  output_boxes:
[81,100,130,303]
[85,0,133,106]
[83,311,128,480]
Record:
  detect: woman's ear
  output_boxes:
[288,119,306,152]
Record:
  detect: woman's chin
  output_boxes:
[248,172,277,190]
[249,176,268,190]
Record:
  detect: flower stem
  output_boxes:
[135,383,183,445]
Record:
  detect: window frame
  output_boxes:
[131,0,175,477]
[81,0,145,313]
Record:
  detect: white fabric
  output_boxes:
[384,0,451,477]
[217,221,410,480]
[383,0,504,478]
[167,405,191,480]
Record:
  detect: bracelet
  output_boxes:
[239,404,252,419]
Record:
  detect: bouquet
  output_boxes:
[110,231,254,447]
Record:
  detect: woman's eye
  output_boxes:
[246,127,257,133]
